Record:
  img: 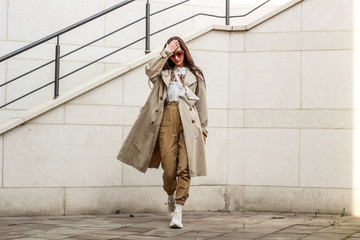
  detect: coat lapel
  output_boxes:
[184,68,196,87]
[161,70,171,88]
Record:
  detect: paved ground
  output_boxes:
[1,211,360,239]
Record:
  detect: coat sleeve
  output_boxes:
[195,77,208,137]
[145,47,173,83]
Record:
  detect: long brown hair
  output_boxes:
[163,36,205,84]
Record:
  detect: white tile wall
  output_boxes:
[188,31,230,52]
[60,45,144,65]
[229,51,301,109]
[149,3,194,50]
[192,127,228,185]
[3,124,123,187]
[65,186,166,214]
[249,3,301,33]
[239,186,354,214]
[0,41,143,67]
[1,0,360,216]
[244,110,355,129]
[186,185,227,211]
[122,165,163,186]
[302,0,355,31]
[6,58,54,110]
[231,7,275,26]
[0,188,64,216]
[229,109,244,128]
[227,185,245,211]
[188,0,224,8]
[8,0,105,44]
[5,59,104,110]
[300,129,354,188]
[229,32,245,52]
[301,31,355,51]
[123,65,151,106]
[69,76,124,106]
[193,6,226,30]
[0,0,7,41]
[245,32,302,51]
[0,41,54,61]
[0,62,6,107]
[302,50,357,109]
[191,50,229,109]
[59,61,105,95]
[228,129,299,186]
[28,106,65,124]
[104,0,147,49]
[208,109,228,128]
[65,104,140,126]
[247,28,355,52]
[0,134,2,187]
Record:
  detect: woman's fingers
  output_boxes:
[167,40,179,53]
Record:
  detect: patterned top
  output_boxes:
[166,66,186,102]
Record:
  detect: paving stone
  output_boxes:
[279,224,326,234]
[131,221,169,228]
[181,230,224,238]
[144,228,190,237]
[68,234,125,239]
[302,232,350,239]
[0,233,29,239]
[118,226,154,233]
[165,236,209,240]
[221,231,268,238]
[31,233,71,239]
[1,212,360,240]
[115,235,164,239]
[14,238,46,240]
[319,226,358,235]
[259,232,309,239]
[211,235,255,240]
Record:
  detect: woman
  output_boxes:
[117,36,208,229]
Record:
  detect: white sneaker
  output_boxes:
[169,210,183,229]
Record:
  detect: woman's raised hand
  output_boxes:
[167,39,180,53]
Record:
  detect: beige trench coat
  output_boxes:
[117,47,208,177]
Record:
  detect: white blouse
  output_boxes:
[166,66,186,102]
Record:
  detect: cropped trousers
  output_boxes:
[159,102,191,205]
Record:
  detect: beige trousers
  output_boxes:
[159,102,191,205]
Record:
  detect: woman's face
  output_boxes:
[170,46,185,67]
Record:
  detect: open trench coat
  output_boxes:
[117,47,208,177]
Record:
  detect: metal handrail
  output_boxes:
[0,0,270,109]
[0,0,134,62]
[0,0,191,89]
[230,0,271,18]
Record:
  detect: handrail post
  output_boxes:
[54,36,60,99]
[226,0,230,25]
[145,0,151,54]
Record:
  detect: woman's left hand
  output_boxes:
[203,134,207,145]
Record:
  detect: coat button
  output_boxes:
[160,97,163,100]
[192,120,195,123]
[155,109,158,113]
[152,121,155,125]
[189,107,192,111]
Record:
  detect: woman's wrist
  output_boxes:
[160,46,173,58]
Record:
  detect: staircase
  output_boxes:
[0,0,297,129]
